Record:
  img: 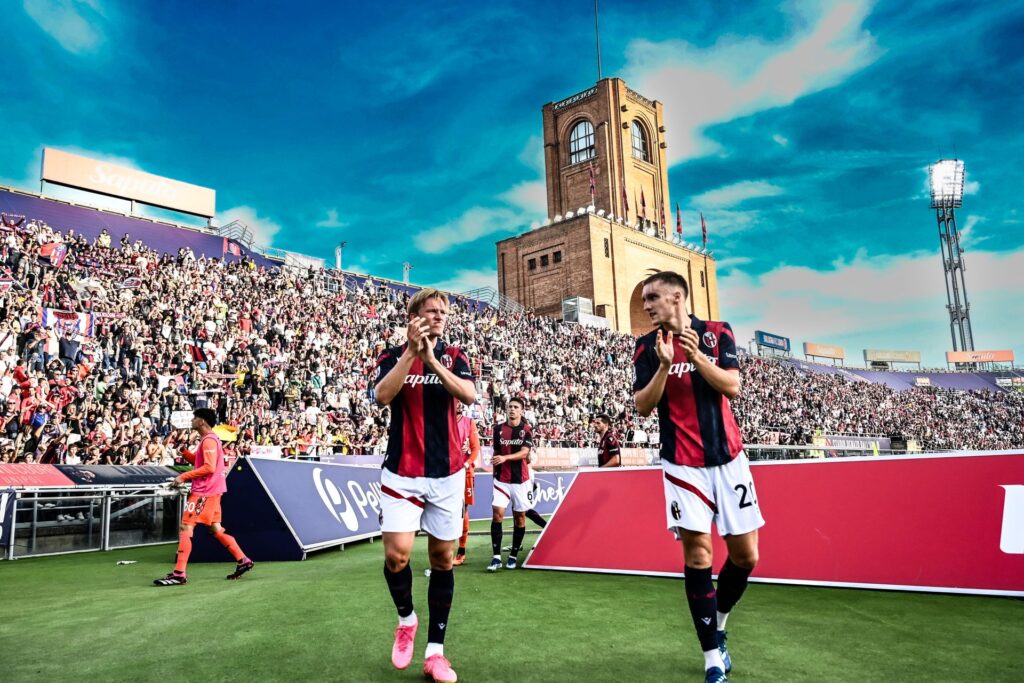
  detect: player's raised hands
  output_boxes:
[678,327,700,357]
[406,315,430,355]
[656,328,675,367]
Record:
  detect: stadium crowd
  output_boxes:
[1,211,1021,466]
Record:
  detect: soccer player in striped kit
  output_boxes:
[374,289,477,683]
[633,272,764,683]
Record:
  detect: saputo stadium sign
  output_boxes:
[41,147,216,218]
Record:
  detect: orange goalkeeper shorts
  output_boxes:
[182,493,222,526]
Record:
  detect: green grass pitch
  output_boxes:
[2,525,1021,682]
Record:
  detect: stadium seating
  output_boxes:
[1,190,1021,467]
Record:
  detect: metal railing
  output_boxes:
[4,487,183,560]
[460,286,526,315]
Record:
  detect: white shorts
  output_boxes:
[492,479,536,513]
[662,452,765,537]
[380,468,466,541]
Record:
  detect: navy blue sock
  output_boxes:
[684,565,718,651]
[490,521,502,556]
[427,568,454,644]
[525,509,547,528]
[383,564,414,618]
[510,525,526,556]
[716,558,753,615]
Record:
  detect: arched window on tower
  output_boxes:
[631,121,649,162]
[569,120,595,165]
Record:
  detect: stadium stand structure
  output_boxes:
[0,188,1021,468]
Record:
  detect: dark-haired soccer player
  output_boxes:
[374,289,477,683]
[593,413,621,467]
[153,408,253,586]
[488,396,534,571]
[633,271,764,683]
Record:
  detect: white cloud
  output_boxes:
[959,215,989,249]
[623,0,879,162]
[216,205,282,248]
[316,208,346,228]
[498,181,547,214]
[964,179,980,195]
[414,206,523,254]
[22,0,110,55]
[430,267,499,294]
[517,135,545,174]
[772,133,789,146]
[718,247,1024,367]
[691,180,784,208]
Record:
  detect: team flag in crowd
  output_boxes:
[223,238,243,257]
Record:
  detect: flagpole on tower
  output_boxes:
[594,0,602,81]
[701,212,711,318]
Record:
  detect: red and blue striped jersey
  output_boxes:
[375,341,474,478]
[492,421,534,483]
[632,316,743,468]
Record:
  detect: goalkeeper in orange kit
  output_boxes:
[452,414,480,566]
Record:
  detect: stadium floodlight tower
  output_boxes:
[929,159,974,352]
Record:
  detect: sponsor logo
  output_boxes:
[1000,485,1024,554]
[701,617,712,625]
[702,332,717,349]
[89,163,181,202]
[313,468,382,532]
[439,623,446,630]
[498,438,524,446]
[533,476,567,504]
[668,358,719,378]
[404,374,441,386]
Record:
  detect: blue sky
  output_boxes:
[3,0,1023,366]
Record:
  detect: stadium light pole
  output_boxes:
[403,262,413,285]
[928,159,974,352]
[335,241,347,271]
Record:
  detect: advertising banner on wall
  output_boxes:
[864,349,922,363]
[803,342,845,360]
[54,465,177,486]
[0,464,75,488]
[755,330,790,352]
[946,350,1015,364]
[41,147,216,218]
[525,452,1024,596]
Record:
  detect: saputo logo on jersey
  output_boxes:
[498,438,524,447]
[668,357,718,378]
[405,374,441,386]
[313,467,382,532]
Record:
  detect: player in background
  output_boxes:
[488,396,534,571]
[594,413,621,467]
[633,271,763,683]
[453,414,480,566]
[153,408,253,586]
[374,289,477,683]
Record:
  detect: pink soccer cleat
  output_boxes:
[423,654,458,682]
[391,621,417,670]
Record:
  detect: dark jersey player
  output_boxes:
[488,397,534,571]
[593,413,621,467]
[633,271,764,683]
[374,288,477,683]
